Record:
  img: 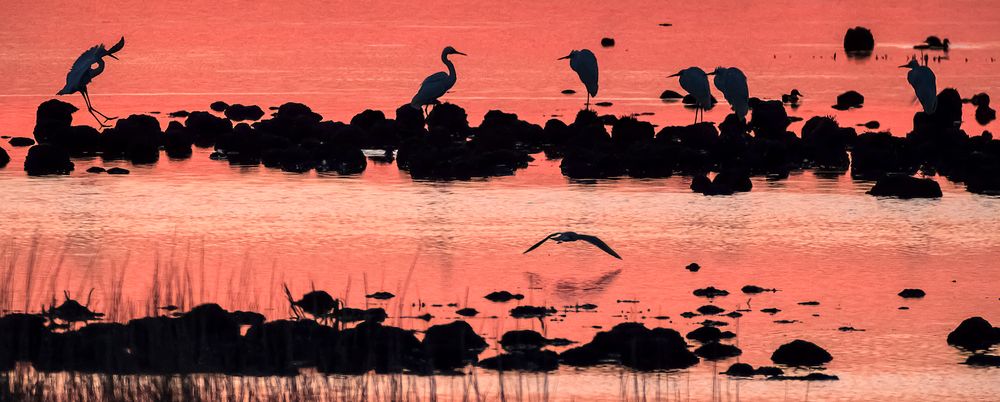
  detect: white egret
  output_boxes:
[558,49,599,109]
[57,37,125,128]
[669,67,714,123]
[900,59,937,114]
[410,46,467,114]
[712,67,749,120]
[523,231,622,260]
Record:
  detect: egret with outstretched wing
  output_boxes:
[523,232,622,260]
[57,37,125,128]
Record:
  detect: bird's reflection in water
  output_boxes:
[524,269,622,300]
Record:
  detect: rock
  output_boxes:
[694,342,742,360]
[24,144,74,175]
[567,323,698,371]
[755,366,784,377]
[867,175,942,198]
[9,137,35,147]
[761,308,781,314]
[691,175,734,196]
[500,330,548,352]
[86,166,105,173]
[601,37,615,47]
[844,26,875,53]
[485,291,524,302]
[770,340,832,366]
[742,285,777,294]
[723,362,755,376]
[965,354,1000,367]
[798,301,820,306]
[713,170,752,192]
[801,116,855,170]
[185,111,234,148]
[697,305,725,315]
[455,308,478,317]
[365,292,395,300]
[769,373,839,381]
[947,317,1000,351]
[0,314,47,370]
[749,100,789,139]
[479,349,559,371]
[510,306,556,319]
[850,132,919,179]
[562,89,576,95]
[422,321,488,371]
[318,321,424,374]
[164,121,194,158]
[833,91,864,110]
[660,90,684,100]
[693,287,729,298]
[104,114,163,164]
[224,104,265,121]
[168,110,190,118]
[686,326,727,344]
[686,263,701,272]
[33,99,78,146]
[106,167,130,175]
[0,147,9,168]
[210,101,229,112]
[898,289,926,298]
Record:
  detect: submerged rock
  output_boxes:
[422,321,488,371]
[485,291,524,302]
[771,340,832,366]
[224,104,265,122]
[560,323,698,371]
[947,317,1000,351]
[844,26,875,53]
[867,176,942,198]
[965,354,1000,367]
[479,349,559,371]
[898,288,926,298]
[694,342,742,360]
[9,137,35,147]
[833,91,864,110]
[693,287,729,298]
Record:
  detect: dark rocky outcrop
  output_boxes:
[947,317,1000,351]
[867,176,942,198]
[560,323,699,371]
[898,288,926,298]
[844,26,875,53]
[24,144,74,175]
[770,340,832,366]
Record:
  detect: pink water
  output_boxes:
[2,0,1000,400]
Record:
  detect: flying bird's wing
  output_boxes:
[577,235,622,259]
[523,233,560,254]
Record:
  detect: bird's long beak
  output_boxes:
[898,64,908,68]
[667,73,680,77]
[558,53,572,60]
[108,54,119,60]
[455,51,467,56]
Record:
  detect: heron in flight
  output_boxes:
[57,37,125,128]
[712,67,749,120]
[558,49,598,110]
[900,59,937,114]
[411,46,466,115]
[523,232,622,260]
[669,67,714,123]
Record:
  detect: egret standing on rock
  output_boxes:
[900,59,937,114]
[712,67,749,120]
[411,46,467,115]
[669,67,714,123]
[559,49,599,110]
[57,37,125,128]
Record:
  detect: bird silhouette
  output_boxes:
[57,37,125,128]
[411,46,466,115]
[559,49,599,110]
[523,232,622,259]
[712,67,750,120]
[669,67,714,123]
[914,36,950,51]
[900,59,937,114]
[782,89,804,105]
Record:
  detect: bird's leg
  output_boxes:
[80,91,111,128]
[82,89,117,121]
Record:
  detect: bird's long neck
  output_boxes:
[441,53,456,79]
[92,58,106,77]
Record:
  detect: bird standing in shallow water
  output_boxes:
[711,67,750,120]
[559,49,599,110]
[411,46,466,116]
[900,59,937,114]
[57,37,125,128]
[524,232,622,259]
[669,67,714,123]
